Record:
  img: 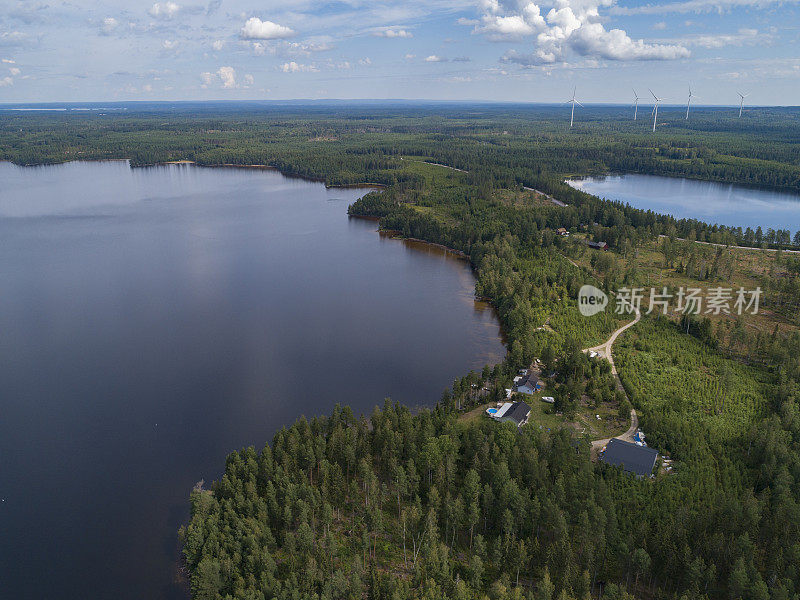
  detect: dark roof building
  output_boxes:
[601,439,658,477]
[498,401,531,427]
[514,372,539,394]
[587,240,609,250]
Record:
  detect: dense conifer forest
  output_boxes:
[3,104,800,599]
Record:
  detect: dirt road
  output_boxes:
[585,307,641,455]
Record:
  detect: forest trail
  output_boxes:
[584,307,641,456]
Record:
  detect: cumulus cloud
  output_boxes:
[471,0,690,63]
[217,66,236,88]
[162,39,179,50]
[0,76,13,87]
[200,66,240,88]
[212,39,224,51]
[149,2,181,19]
[240,17,295,40]
[2,58,15,63]
[101,17,119,35]
[374,27,413,38]
[243,73,254,86]
[280,61,318,72]
[425,54,447,62]
[9,67,21,76]
[571,23,690,60]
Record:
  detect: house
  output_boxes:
[513,372,540,395]
[587,240,609,251]
[557,227,569,237]
[487,401,531,427]
[600,439,658,477]
[498,401,531,427]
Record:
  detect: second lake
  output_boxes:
[567,174,800,232]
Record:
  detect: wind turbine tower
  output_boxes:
[650,88,663,133]
[565,86,583,128]
[632,89,640,120]
[685,84,695,120]
[738,92,748,118]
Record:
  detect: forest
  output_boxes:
[3,104,800,599]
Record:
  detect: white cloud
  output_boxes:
[243,73,254,85]
[285,41,334,56]
[199,66,239,88]
[149,2,181,20]
[473,0,690,63]
[425,54,447,62]
[571,23,690,60]
[240,17,295,40]
[9,67,21,76]
[143,84,153,92]
[280,61,318,72]
[0,31,31,47]
[404,53,416,60]
[212,39,224,51]
[653,21,667,30]
[612,0,798,15]
[101,17,119,34]
[162,40,179,50]
[200,71,214,87]
[2,58,15,64]
[358,57,372,66]
[374,27,413,38]
[681,28,763,48]
[217,66,236,88]
[0,76,13,87]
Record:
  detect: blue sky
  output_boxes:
[0,0,798,104]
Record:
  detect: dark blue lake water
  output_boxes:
[0,161,505,599]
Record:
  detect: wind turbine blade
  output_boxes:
[649,88,658,101]
[575,100,584,107]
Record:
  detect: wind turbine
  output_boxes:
[632,89,640,121]
[649,88,663,132]
[737,92,748,118]
[685,84,695,120]
[565,86,583,128]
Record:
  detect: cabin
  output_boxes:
[587,240,609,250]
[513,372,540,395]
[557,227,569,237]
[600,439,658,477]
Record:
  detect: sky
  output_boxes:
[0,0,798,104]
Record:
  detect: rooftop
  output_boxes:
[601,438,658,477]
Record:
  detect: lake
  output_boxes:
[0,161,505,599]
[567,174,800,232]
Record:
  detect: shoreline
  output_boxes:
[2,158,387,191]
